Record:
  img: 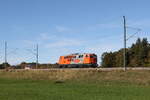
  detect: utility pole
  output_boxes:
[123,16,127,71]
[4,41,7,68]
[36,44,38,69]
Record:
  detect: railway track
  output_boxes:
[1,67,150,71]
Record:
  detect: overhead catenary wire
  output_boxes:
[7,48,19,55]
[126,29,142,41]
[25,44,39,69]
[1,43,40,66]
[126,26,142,31]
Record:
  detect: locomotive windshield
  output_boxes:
[90,55,97,58]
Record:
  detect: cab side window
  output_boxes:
[73,56,76,58]
[85,55,89,57]
[79,55,83,58]
[90,55,93,58]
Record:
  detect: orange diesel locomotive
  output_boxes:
[58,53,98,68]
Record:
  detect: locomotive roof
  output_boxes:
[62,53,96,57]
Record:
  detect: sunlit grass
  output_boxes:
[0,69,150,100]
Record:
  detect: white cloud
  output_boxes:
[39,33,52,40]
[128,19,150,28]
[87,21,121,31]
[97,23,121,29]
[23,40,36,46]
[23,33,57,47]
[55,26,70,32]
[45,39,84,48]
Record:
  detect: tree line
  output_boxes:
[0,62,59,69]
[101,38,150,67]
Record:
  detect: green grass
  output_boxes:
[0,79,150,100]
[0,70,150,100]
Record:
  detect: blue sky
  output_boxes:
[0,0,150,65]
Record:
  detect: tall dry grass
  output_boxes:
[0,69,150,85]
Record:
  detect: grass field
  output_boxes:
[0,69,150,100]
